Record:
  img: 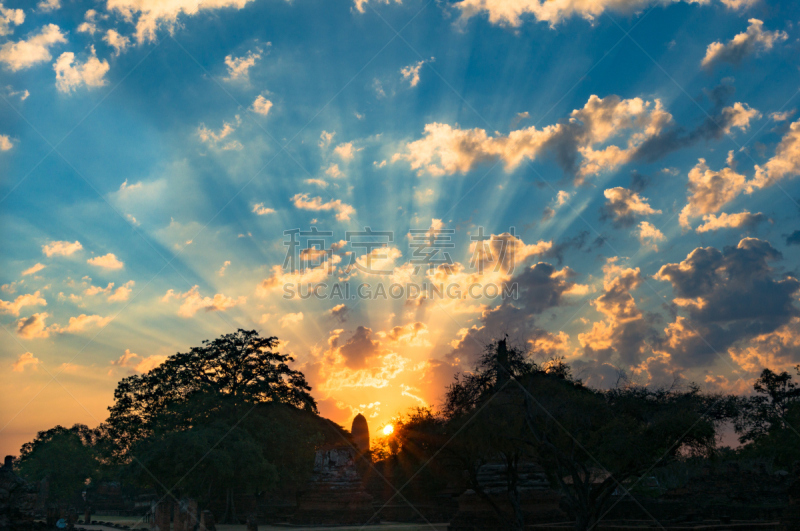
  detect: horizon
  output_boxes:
[2,0,800,459]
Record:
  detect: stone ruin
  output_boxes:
[448,462,563,530]
[0,455,39,530]
[290,445,377,526]
[351,413,370,457]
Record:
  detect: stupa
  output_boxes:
[351,413,370,455]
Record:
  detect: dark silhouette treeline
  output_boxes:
[10,330,800,530]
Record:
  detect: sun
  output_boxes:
[382,424,394,436]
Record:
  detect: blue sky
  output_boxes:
[1,0,799,455]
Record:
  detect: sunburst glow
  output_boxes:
[382,424,394,436]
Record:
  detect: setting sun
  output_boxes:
[382,424,394,436]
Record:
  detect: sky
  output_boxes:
[1,0,800,457]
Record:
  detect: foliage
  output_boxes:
[734,366,800,467]
[17,424,101,506]
[105,329,318,457]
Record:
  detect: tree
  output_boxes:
[734,367,800,466]
[103,329,327,523]
[519,377,721,530]
[105,329,317,456]
[17,424,100,507]
[735,367,800,443]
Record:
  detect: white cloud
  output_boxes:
[291,193,356,221]
[108,280,135,302]
[54,48,110,93]
[279,311,304,328]
[720,102,760,134]
[12,352,40,372]
[353,0,401,14]
[636,221,665,251]
[319,130,335,149]
[0,3,24,36]
[106,0,257,43]
[197,115,241,150]
[252,202,275,215]
[392,94,672,181]
[162,285,245,317]
[103,29,130,56]
[42,240,82,257]
[0,24,66,71]
[702,19,786,69]
[16,312,50,339]
[251,94,272,116]
[52,314,113,334]
[695,211,767,233]
[37,0,60,12]
[0,291,46,316]
[325,163,344,178]
[87,253,124,270]
[453,0,723,28]
[400,57,433,87]
[334,142,362,161]
[21,263,45,276]
[77,10,99,35]
[224,48,261,81]
[0,134,12,151]
[218,260,231,276]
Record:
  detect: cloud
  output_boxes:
[107,280,135,302]
[453,0,730,28]
[291,193,355,221]
[601,187,661,228]
[679,153,750,228]
[331,326,383,368]
[719,102,761,134]
[656,238,800,367]
[0,134,12,150]
[0,3,24,37]
[16,312,51,339]
[21,263,45,276]
[400,57,433,87]
[162,285,245,317]
[325,163,344,178]
[54,48,110,93]
[107,0,257,43]
[0,291,47,316]
[257,263,334,296]
[12,352,40,372]
[636,221,665,251]
[197,115,242,150]
[251,95,273,116]
[37,0,60,12]
[319,130,335,149]
[0,24,66,71]
[224,48,261,81]
[353,0,401,14]
[103,29,130,56]
[786,230,800,247]
[279,312,304,328]
[702,19,786,69]
[695,211,768,233]
[728,317,800,374]
[329,303,349,322]
[252,202,275,215]
[752,119,800,188]
[42,240,82,257]
[87,253,124,270]
[334,142,361,161]
[52,314,113,334]
[218,260,231,276]
[111,348,166,373]
[77,10,99,35]
[392,94,672,182]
